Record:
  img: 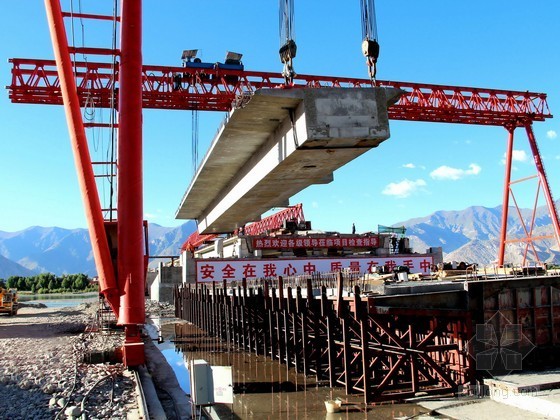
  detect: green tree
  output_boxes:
[17,277,27,291]
[6,276,20,289]
[72,274,89,291]
[61,275,73,290]
[48,279,56,291]
[37,273,55,290]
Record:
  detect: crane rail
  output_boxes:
[7,58,552,126]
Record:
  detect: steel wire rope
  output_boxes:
[192,109,199,174]
[360,0,379,83]
[279,0,295,43]
[279,0,296,84]
[360,0,378,42]
[107,0,119,221]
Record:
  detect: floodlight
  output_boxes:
[181,49,198,61]
[224,51,243,65]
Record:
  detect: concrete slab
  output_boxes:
[176,87,401,233]
[485,370,560,419]
[419,398,548,420]
[487,370,560,392]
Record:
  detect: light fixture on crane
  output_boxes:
[224,51,243,65]
[181,49,198,64]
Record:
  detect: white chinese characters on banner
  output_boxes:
[252,236,379,249]
[196,255,433,282]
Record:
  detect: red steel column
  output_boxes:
[44,0,119,312]
[525,123,560,248]
[498,126,515,266]
[118,0,145,331]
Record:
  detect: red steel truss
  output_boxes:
[7,58,551,126]
[244,203,305,236]
[182,204,305,251]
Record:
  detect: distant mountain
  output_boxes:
[1,200,559,277]
[0,221,197,277]
[147,222,198,267]
[401,202,560,265]
[0,254,36,279]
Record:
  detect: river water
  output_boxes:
[18,292,98,308]
[151,319,433,419]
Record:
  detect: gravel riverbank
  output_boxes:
[0,301,140,419]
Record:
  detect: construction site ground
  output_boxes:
[0,301,141,419]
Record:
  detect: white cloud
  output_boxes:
[501,149,528,165]
[403,163,415,169]
[547,130,557,139]
[430,163,481,181]
[511,150,528,162]
[382,179,426,198]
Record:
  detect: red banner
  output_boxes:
[252,235,379,249]
[196,255,434,282]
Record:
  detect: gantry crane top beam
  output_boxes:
[7,58,552,127]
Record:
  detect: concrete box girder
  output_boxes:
[176,87,402,233]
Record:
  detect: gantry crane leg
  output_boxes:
[45,0,145,367]
[498,123,560,266]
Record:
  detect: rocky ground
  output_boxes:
[0,300,142,419]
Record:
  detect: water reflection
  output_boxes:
[157,321,431,419]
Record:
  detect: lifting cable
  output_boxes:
[279,0,297,85]
[360,0,380,85]
[107,0,119,221]
[192,109,199,174]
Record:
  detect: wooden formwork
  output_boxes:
[173,273,473,403]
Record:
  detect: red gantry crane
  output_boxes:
[7,0,559,366]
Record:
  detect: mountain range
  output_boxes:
[0,221,197,278]
[403,201,560,265]
[0,202,558,278]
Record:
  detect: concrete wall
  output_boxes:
[150,263,183,303]
[181,250,197,284]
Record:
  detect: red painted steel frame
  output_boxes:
[498,124,560,266]
[525,124,560,246]
[118,0,145,366]
[244,203,305,236]
[7,59,552,126]
[43,0,120,312]
[498,127,515,265]
[181,204,305,251]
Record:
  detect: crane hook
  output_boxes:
[362,38,379,86]
[280,39,297,85]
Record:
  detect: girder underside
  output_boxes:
[176,87,399,234]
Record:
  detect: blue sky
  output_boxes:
[1,0,559,234]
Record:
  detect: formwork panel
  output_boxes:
[467,276,560,371]
[516,288,532,308]
[498,289,515,310]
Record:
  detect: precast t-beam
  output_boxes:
[176,87,402,233]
